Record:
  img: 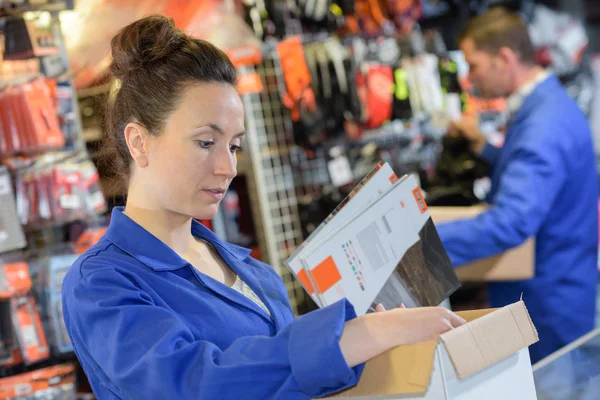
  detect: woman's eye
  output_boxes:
[230,145,242,154]
[196,141,213,149]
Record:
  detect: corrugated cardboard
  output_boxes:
[428,206,535,281]
[329,301,538,399]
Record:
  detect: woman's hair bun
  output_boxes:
[109,15,187,80]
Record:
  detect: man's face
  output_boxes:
[460,38,510,99]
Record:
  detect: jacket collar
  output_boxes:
[506,69,551,116]
[104,207,252,271]
[511,73,560,125]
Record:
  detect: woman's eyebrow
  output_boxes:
[194,123,245,137]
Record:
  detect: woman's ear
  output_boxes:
[124,122,150,168]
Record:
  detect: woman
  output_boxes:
[62,15,466,400]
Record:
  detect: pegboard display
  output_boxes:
[238,55,309,315]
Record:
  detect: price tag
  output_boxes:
[59,194,81,210]
[21,325,39,348]
[328,157,353,187]
[14,383,32,396]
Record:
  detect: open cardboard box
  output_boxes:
[428,206,535,281]
[329,301,538,399]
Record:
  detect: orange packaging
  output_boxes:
[0,92,16,153]
[0,363,75,398]
[15,86,38,151]
[12,295,50,364]
[4,88,24,152]
[22,80,64,149]
[236,72,263,95]
[3,262,32,295]
[2,263,50,365]
[277,37,315,121]
[2,347,24,368]
[226,46,262,68]
[75,227,107,254]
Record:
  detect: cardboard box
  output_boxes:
[428,206,535,281]
[330,301,538,399]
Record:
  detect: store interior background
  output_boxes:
[1,0,600,398]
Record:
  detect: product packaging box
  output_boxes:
[288,164,460,315]
[428,206,535,281]
[329,300,538,399]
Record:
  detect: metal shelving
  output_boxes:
[239,53,309,315]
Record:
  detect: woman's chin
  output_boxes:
[192,204,219,221]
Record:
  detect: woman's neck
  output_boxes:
[123,201,196,258]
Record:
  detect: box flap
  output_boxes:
[456,308,498,322]
[440,301,538,379]
[332,341,438,397]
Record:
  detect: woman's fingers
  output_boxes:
[448,311,467,328]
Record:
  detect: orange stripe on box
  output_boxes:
[312,256,342,294]
[389,173,399,184]
[297,269,315,295]
[412,187,428,214]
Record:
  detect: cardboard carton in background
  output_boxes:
[428,206,535,282]
[328,301,538,400]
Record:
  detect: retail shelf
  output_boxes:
[0,0,73,17]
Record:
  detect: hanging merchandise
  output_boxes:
[438,54,464,122]
[9,153,106,229]
[0,298,12,362]
[278,37,326,151]
[365,64,394,128]
[0,78,65,155]
[352,0,394,37]
[0,260,50,366]
[0,167,26,254]
[529,5,589,77]
[391,64,413,121]
[29,253,78,356]
[2,17,59,60]
[388,0,422,33]
[0,364,76,400]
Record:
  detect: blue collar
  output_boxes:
[104,207,252,271]
[511,74,560,125]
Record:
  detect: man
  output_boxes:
[437,7,599,364]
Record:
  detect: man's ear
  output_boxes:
[124,122,150,168]
[497,46,519,68]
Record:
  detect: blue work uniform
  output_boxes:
[62,207,363,399]
[437,75,599,364]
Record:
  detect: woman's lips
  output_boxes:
[201,189,225,200]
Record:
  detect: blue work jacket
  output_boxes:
[437,75,599,363]
[62,207,363,399]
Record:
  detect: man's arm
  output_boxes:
[437,120,568,266]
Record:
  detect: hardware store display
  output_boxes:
[1,0,600,399]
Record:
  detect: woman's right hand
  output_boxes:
[340,304,466,367]
[385,306,466,346]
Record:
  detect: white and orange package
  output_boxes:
[22,80,65,149]
[2,262,50,365]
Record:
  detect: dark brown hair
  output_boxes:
[458,7,536,65]
[99,14,237,185]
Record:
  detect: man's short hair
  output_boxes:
[459,7,536,65]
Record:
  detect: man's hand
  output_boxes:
[449,116,488,153]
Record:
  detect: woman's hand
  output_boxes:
[340,304,466,367]
[386,306,466,346]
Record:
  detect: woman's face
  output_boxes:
[142,82,245,220]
